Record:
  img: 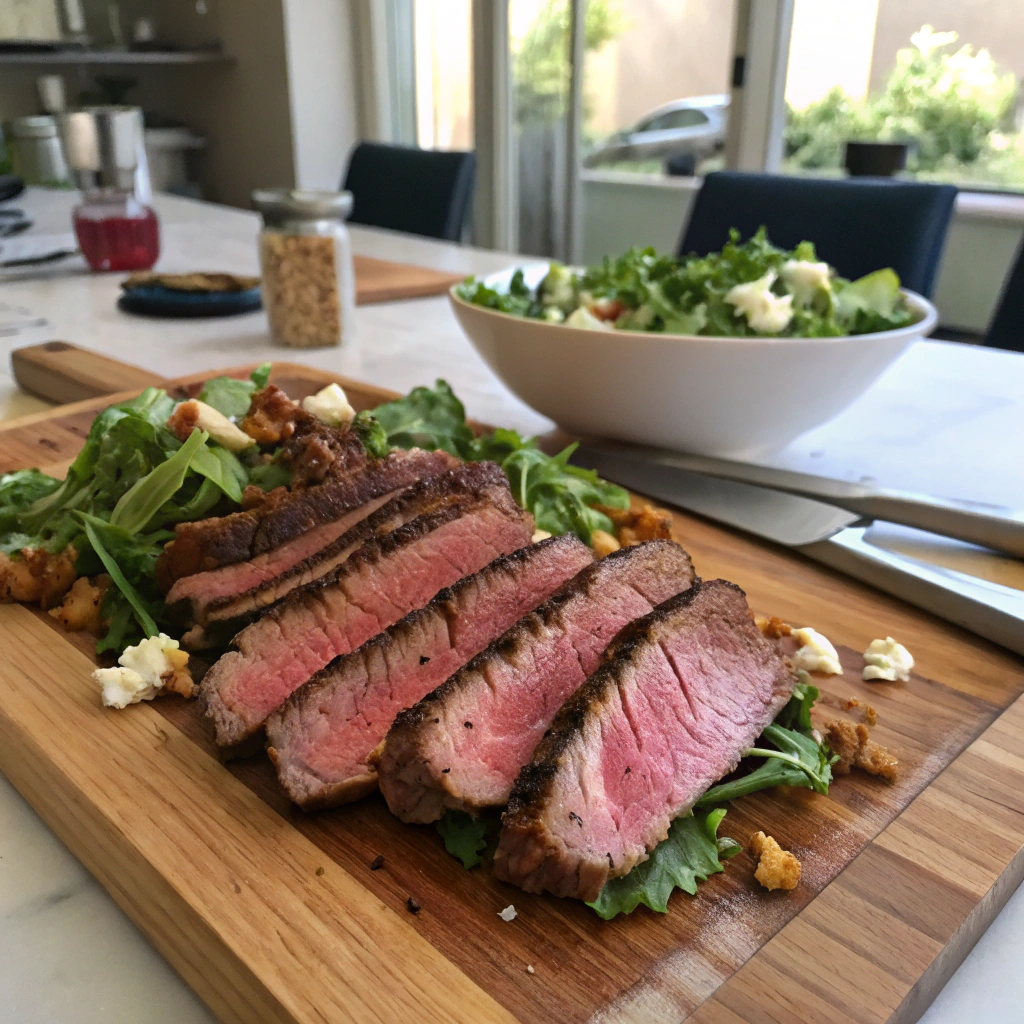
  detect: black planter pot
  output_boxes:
[844,141,909,177]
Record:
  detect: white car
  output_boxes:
[584,94,729,169]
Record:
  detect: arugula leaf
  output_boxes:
[109,429,208,534]
[198,363,273,419]
[455,269,538,317]
[435,810,498,870]
[371,379,475,456]
[78,514,160,640]
[350,411,390,459]
[190,443,247,504]
[586,809,732,920]
[250,362,272,389]
[0,469,62,510]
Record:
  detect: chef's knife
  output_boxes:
[579,440,1024,561]
[576,448,1024,656]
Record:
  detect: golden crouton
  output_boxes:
[0,546,78,610]
[48,575,110,634]
[754,614,792,639]
[594,502,673,547]
[590,529,621,558]
[160,647,196,699]
[750,831,801,891]
[823,718,898,782]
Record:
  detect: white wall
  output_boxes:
[282,0,359,191]
[580,172,1024,334]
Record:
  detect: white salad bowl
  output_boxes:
[449,264,938,458]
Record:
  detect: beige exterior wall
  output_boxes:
[586,0,735,135]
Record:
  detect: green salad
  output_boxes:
[457,227,920,338]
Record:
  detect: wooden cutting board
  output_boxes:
[354,254,466,305]
[1,360,1023,1024]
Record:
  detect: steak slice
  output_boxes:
[266,534,594,809]
[201,466,533,752]
[158,440,459,586]
[493,579,796,902]
[377,540,696,823]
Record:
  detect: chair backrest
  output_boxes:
[985,238,1024,352]
[678,171,958,297]
[342,142,477,242]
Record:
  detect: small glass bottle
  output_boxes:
[252,189,356,348]
[60,106,160,272]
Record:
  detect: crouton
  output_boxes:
[823,718,898,782]
[590,529,621,558]
[750,831,801,891]
[754,614,792,639]
[0,546,78,610]
[48,575,110,634]
[594,502,673,547]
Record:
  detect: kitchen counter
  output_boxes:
[0,188,1021,1023]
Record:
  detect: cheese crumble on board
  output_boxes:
[93,634,194,709]
[862,637,914,682]
[498,905,518,922]
[790,626,843,675]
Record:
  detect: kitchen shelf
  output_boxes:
[0,49,232,66]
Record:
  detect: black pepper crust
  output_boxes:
[269,533,587,713]
[501,580,750,826]
[386,539,694,738]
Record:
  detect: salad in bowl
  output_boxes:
[449,229,936,457]
[456,228,922,340]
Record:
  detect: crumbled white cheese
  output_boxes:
[565,306,614,331]
[781,259,832,305]
[191,400,256,452]
[541,306,565,323]
[863,637,914,682]
[531,528,552,543]
[526,964,535,975]
[93,633,188,709]
[301,383,356,428]
[498,904,517,922]
[790,627,843,675]
[724,271,794,333]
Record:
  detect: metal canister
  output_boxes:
[252,188,356,348]
[9,116,71,186]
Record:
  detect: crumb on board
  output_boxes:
[754,614,792,639]
[406,896,421,914]
[593,502,673,550]
[48,574,109,634]
[370,854,385,871]
[0,545,77,610]
[498,904,517,922]
[526,965,535,975]
[823,719,899,782]
[750,831,801,891]
[315,866,324,876]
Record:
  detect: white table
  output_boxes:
[1,188,1022,1024]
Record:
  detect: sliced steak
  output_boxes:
[493,579,796,902]
[377,540,696,823]
[201,466,533,752]
[158,440,458,586]
[266,535,594,809]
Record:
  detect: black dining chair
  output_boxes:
[341,142,477,243]
[678,171,959,297]
[984,238,1024,353]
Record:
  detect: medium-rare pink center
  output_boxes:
[549,620,776,871]
[440,580,660,804]
[220,506,530,729]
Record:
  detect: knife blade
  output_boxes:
[578,439,1024,560]
[577,448,1024,656]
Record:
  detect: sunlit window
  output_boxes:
[413,0,473,151]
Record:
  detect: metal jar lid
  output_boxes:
[11,116,60,139]
[252,188,353,227]
[59,106,142,192]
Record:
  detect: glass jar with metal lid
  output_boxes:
[252,188,356,348]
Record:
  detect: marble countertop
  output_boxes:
[0,188,1021,1023]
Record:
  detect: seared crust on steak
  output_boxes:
[377,540,696,823]
[494,579,797,901]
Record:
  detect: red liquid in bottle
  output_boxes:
[74,197,160,272]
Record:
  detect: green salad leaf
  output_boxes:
[460,229,919,338]
[586,808,736,920]
[435,810,498,870]
[365,380,628,544]
[197,363,273,419]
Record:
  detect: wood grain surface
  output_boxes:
[0,362,1023,1024]
[353,254,466,306]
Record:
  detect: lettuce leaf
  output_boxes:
[198,362,273,419]
[586,808,738,920]
[435,810,499,869]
